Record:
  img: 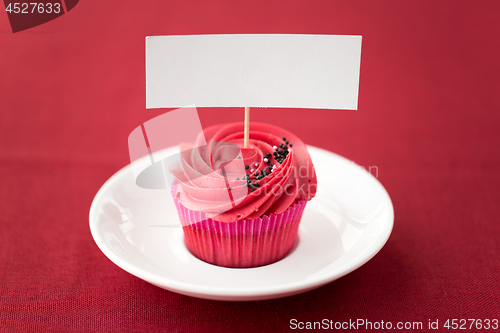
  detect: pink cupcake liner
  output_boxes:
[173,198,307,268]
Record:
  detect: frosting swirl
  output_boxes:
[171,122,316,222]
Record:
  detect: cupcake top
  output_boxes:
[170,122,316,222]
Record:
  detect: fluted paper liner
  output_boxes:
[173,198,307,268]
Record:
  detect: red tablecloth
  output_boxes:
[1,1,499,331]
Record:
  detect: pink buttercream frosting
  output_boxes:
[170,122,316,222]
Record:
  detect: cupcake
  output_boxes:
[170,122,317,268]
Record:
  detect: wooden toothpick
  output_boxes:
[244,107,250,148]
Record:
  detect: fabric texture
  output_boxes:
[1,1,499,331]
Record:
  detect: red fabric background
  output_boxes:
[1,1,499,331]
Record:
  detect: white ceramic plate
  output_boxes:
[89,146,393,301]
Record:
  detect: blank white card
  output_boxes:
[146,34,362,110]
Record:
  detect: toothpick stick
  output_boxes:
[244,107,250,148]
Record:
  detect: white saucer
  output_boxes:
[89,146,394,301]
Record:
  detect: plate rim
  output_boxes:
[89,145,394,299]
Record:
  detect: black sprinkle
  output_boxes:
[236,177,239,180]
[273,152,278,156]
[228,186,232,190]
[245,165,249,169]
[289,144,293,147]
[286,141,289,144]
[241,183,245,185]
[255,183,260,187]
[282,137,286,141]
[254,172,259,176]
[237,156,241,159]
[247,179,252,183]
